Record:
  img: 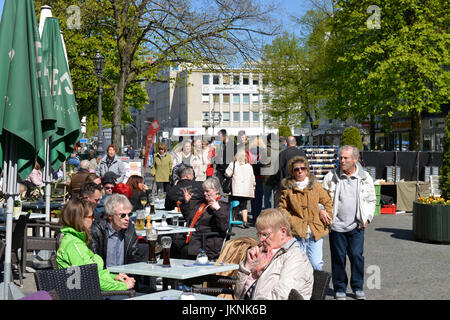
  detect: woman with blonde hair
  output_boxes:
[235,208,314,300]
[225,150,255,228]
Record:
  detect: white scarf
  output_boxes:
[295,177,309,190]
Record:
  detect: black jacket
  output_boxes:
[164,179,205,211]
[89,215,144,267]
[179,198,230,259]
[277,146,306,184]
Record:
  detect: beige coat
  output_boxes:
[235,238,314,300]
[225,161,255,198]
[278,174,333,241]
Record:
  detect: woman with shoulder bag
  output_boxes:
[225,150,255,228]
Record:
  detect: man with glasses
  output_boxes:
[89,194,144,269]
[80,182,102,205]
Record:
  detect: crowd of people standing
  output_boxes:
[24,130,376,300]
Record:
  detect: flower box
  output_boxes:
[413,201,450,243]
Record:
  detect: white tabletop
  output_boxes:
[107,259,239,280]
[135,225,195,236]
[149,209,183,221]
[127,289,226,300]
[0,212,47,222]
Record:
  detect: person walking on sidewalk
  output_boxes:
[322,145,376,300]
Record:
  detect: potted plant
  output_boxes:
[413,196,450,243]
[13,199,22,219]
[412,111,450,242]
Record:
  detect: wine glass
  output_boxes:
[140,195,148,207]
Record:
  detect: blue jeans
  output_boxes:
[263,184,275,209]
[329,228,365,293]
[295,235,324,271]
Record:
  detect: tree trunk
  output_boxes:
[410,109,422,151]
[370,113,376,150]
[112,77,127,153]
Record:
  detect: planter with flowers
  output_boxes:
[413,197,450,243]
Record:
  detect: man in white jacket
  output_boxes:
[322,145,376,300]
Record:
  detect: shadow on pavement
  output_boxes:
[374,228,414,241]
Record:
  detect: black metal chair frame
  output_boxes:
[34,263,136,300]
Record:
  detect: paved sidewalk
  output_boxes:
[10,212,450,300]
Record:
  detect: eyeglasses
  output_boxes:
[293,166,307,173]
[256,231,272,240]
[104,186,114,190]
[85,215,95,221]
[119,212,132,219]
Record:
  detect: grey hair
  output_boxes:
[340,145,360,159]
[80,160,91,170]
[202,176,221,192]
[104,193,133,216]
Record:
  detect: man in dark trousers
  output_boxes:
[213,129,236,185]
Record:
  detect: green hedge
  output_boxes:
[440,111,450,200]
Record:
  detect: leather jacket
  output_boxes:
[89,215,144,267]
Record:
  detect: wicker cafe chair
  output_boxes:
[311,270,332,300]
[34,263,136,300]
[22,220,62,273]
[191,237,258,299]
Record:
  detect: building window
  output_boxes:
[223,75,230,85]
[202,112,210,121]
[243,112,250,121]
[233,95,240,104]
[222,112,230,121]
[252,94,259,102]
[203,75,209,85]
[253,78,259,85]
[202,94,210,103]
[243,94,250,104]
[213,94,219,104]
[233,75,240,85]
[223,94,230,104]
[253,112,259,121]
[213,75,220,85]
[233,112,240,121]
[243,75,249,85]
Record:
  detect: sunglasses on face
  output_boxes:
[293,166,307,172]
[85,215,95,221]
[104,186,114,190]
[119,212,132,219]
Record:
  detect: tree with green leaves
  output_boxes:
[35,0,278,150]
[341,127,363,150]
[322,0,449,151]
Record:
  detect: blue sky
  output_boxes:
[0,0,313,31]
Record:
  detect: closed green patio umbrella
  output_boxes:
[0,0,56,299]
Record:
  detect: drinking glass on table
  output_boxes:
[146,227,158,264]
[171,216,179,227]
[161,236,172,267]
[136,210,145,230]
[140,195,148,208]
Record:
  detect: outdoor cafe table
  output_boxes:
[127,289,226,300]
[107,259,239,291]
[149,209,183,221]
[135,225,196,237]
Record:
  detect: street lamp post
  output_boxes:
[93,50,105,154]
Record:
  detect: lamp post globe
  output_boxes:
[93,50,105,154]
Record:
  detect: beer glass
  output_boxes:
[149,195,155,214]
[136,210,145,230]
[172,216,179,227]
[161,236,172,267]
[146,228,158,264]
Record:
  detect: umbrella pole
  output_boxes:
[36,139,52,262]
[1,135,24,300]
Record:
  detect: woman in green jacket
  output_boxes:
[57,198,135,292]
